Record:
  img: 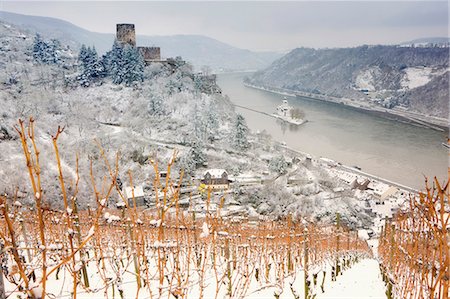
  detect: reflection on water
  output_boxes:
[277,119,302,134]
[217,72,448,190]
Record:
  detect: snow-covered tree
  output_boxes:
[103,42,144,86]
[104,40,125,84]
[47,39,61,64]
[269,155,288,174]
[205,100,219,142]
[78,44,89,65]
[190,140,207,167]
[148,93,166,116]
[121,45,144,86]
[232,114,249,150]
[77,45,105,86]
[192,103,206,141]
[32,34,61,64]
[180,140,206,175]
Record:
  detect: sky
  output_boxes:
[1,1,448,51]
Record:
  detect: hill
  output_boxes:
[247,45,449,119]
[0,11,282,71]
[401,37,450,46]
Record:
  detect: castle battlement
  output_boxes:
[137,46,161,62]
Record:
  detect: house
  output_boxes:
[350,178,370,190]
[201,169,231,190]
[375,186,399,205]
[123,186,146,207]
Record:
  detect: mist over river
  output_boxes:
[217,72,448,190]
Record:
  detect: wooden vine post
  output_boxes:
[335,213,340,278]
[386,223,395,299]
[0,242,5,299]
[304,227,309,299]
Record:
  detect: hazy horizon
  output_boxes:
[1,1,448,51]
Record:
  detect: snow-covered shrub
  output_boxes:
[32,34,62,65]
[269,155,288,174]
[231,114,249,150]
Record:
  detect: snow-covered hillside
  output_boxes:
[0,21,416,233]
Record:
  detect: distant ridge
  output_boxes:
[0,11,282,71]
[401,37,450,45]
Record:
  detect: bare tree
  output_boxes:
[290,108,305,120]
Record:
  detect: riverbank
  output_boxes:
[244,82,448,132]
[279,142,420,195]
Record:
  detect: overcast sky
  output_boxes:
[1,1,448,51]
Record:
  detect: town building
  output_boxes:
[123,186,146,207]
[201,169,231,190]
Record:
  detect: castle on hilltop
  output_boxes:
[114,23,220,94]
[116,23,161,63]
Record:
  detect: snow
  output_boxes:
[316,259,386,298]
[99,198,107,207]
[104,212,121,223]
[199,221,210,238]
[149,219,161,227]
[204,168,227,179]
[123,185,145,199]
[87,226,95,237]
[358,229,370,240]
[355,69,376,92]
[401,67,432,89]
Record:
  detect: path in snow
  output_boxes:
[317,259,387,299]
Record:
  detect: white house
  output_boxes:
[123,186,145,207]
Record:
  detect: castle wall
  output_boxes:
[138,46,161,61]
[116,24,136,47]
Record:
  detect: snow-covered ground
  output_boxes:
[316,259,386,299]
[401,67,433,89]
[355,68,377,92]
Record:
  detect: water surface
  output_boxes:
[217,72,448,190]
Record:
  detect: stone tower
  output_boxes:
[116,24,136,47]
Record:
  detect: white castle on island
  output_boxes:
[273,97,307,125]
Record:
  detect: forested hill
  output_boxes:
[247,45,449,118]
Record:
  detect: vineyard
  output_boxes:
[0,119,375,299]
[0,119,448,299]
[378,178,449,299]
[0,200,371,298]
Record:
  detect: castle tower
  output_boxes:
[116,24,136,47]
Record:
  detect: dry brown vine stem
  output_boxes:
[14,118,45,299]
[51,125,79,299]
[379,177,449,299]
[0,195,34,298]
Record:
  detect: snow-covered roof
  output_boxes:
[380,186,399,201]
[204,169,227,179]
[124,186,145,199]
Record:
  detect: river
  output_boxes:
[217,72,448,190]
